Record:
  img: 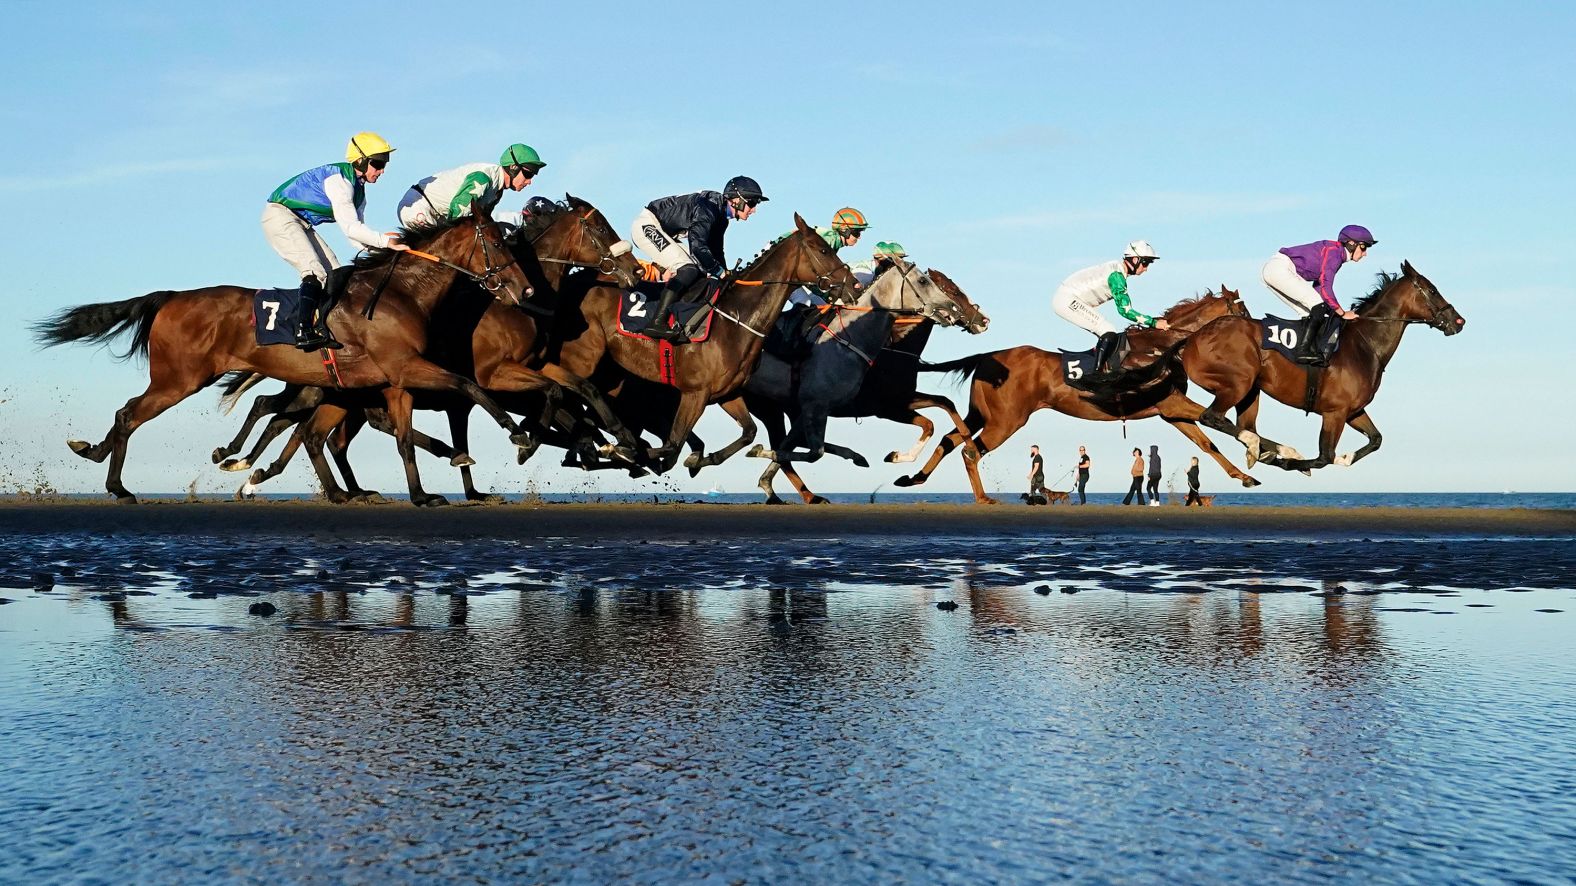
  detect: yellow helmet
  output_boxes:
[346,132,395,163]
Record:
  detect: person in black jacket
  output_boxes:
[629,176,767,339]
[1185,456,1203,506]
[1146,444,1162,506]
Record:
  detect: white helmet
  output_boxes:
[1123,240,1158,260]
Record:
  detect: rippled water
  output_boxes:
[3,530,1574,883]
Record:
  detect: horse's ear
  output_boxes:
[1401,260,1416,276]
[793,212,812,234]
[564,192,581,207]
[473,192,500,217]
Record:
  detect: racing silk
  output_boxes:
[1056,259,1155,326]
[270,163,361,226]
[644,190,730,275]
[1279,240,1347,310]
[400,163,506,225]
[268,162,386,250]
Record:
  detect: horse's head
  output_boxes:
[924,268,990,333]
[1398,261,1464,335]
[525,194,641,289]
[1159,286,1248,332]
[866,260,955,324]
[775,213,861,303]
[1353,262,1464,335]
[414,201,531,305]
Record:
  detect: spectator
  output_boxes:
[1076,445,1090,505]
[1186,457,1203,506]
[1146,444,1162,507]
[1028,445,1046,498]
[1121,447,1145,505]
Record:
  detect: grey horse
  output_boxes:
[741,260,968,501]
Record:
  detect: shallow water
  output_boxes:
[2,530,1574,883]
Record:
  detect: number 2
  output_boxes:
[627,293,647,318]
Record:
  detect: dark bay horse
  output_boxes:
[35,207,533,503]
[548,213,862,473]
[1181,262,1464,472]
[211,197,646,503]
[896,289,1266,503]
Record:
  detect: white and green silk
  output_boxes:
[396,163,507,228]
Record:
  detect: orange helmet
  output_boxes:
[831,207,869,231]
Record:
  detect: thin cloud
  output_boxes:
[0,157,248,193]
[960,191,1317,230]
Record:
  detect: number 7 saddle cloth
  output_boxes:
[251,287,307,346]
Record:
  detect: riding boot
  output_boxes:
[641,287,682,340]
[1295,307,1328,365]
[294,276,337,351]
[1092,332,1120,374]
[315,267,348,350]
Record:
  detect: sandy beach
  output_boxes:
[1,498,1571,540]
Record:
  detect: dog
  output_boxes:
[1020,490,1071,506]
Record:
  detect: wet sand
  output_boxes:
[1,498,1571,540]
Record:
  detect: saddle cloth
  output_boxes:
[1262,314,1343,363]
[615,279,721,343]
[1059,333,1129,391]
[252,287,306,346]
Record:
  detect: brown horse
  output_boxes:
[896,288,1268,503]
[547,213,862,473]
[1181,262,1464,472]
[211,197,647,503]
[34,206,531,504]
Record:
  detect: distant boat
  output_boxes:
[705,484,725,497]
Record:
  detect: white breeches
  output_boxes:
[261,203,339,283]
[630,208,697,272]
[1262,253,1322,317]
[1051,289,1116,337]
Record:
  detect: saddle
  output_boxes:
[614,278,722,344]
[1060,333,1131,390]
[1263,313,1343,366]
[763,305,823,363]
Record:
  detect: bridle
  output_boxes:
[533,209,634,279]
[405,213,522,295]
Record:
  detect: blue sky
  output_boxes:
[2,1,1571,496]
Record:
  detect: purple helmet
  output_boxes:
[1338,224,1376,246]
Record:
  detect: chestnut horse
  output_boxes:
[897,289,1269,503]
[34,206,532,504]
[210,197,647,504]
[1181,262,1464,472]
[546,213,862,473]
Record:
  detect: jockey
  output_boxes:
[786,207,870,308]
[263,132,407,350]
[630,175,767,340]
[849,240,907,286]
[396,143,545,228]
[1051,240,1171,373]
[1262,224,1376,363]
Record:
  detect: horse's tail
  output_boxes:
[919,353,986,382]
[217,371,266,415]
[1075,340,1188,399]
[32,291,179,360]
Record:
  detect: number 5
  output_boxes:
[1067,360,1084,380]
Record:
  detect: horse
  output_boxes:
[545,213,862,473]
[208,197,646,504]
[34,205,532,504]
[1181,262,1464,472]
[896,288,1269,504]
[738,262,985,503]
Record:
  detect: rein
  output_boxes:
[401,214,521,294]
[534,209,632,276]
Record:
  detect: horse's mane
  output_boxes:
[351,213,480,270]
[510,200,570,244]
[1350,269,1400,315]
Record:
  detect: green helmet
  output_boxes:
[500,143,545,170]
[874,240,906,259]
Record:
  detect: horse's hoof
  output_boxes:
[1300,469,1313,477]
[884,451,901,463]
[210,448,228,464]
[356,491,388,505]
[112,493,138,505]
[218,458,250,473]
[746,444,766,459]
[683,452,702,471]
[450,453,477,468]
[808,496,830,505]
[764,495,787,505]
[1334,453,1354,467]
[416,495,449,508]
[850,455,869,469]
[1244,449,1258,468]
[979,496,1001,505]
[67,440,103,462]
[1241,476,1262,488]
[466,494,506,506]
[893,475,918,488]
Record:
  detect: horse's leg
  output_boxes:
[382,387,445,507]
[220,412,295,473]
[445,405,499,503]
[212,385,302,465]
[1279,411,1345,473]
[652,393,707,474]
[778,461,827,505]
[819,441,867,467]
[245,423,308,491]
[882,408,934,464]
[750,411,790,505]
[1162,418,1263,488]
[533,364,639,457]
[687,396,757,475]
[299,405,357,504]
[79,369,209,502]
[909,392,979,461]
[326,411,378,500]
[1155,393,1264,487]
[1339,409,1382,466]
[949,406,1034,505]
[383,356,532,454]
[757,460,788,505]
